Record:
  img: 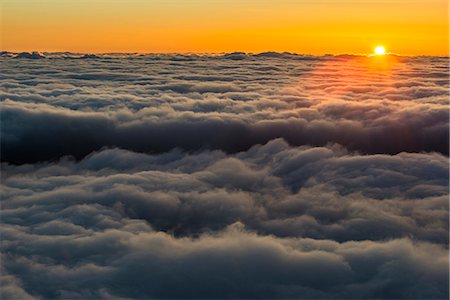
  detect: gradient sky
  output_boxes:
[1,0,448,55]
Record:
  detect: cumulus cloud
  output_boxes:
[0,53,448,299]
[2,223,448,299]
[2,139,448,241]
[1,140,448,298]
[1,54,448,163]
[14,51,45,59]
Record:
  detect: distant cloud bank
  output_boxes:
[0,53,448,299]
[1,53,448,163]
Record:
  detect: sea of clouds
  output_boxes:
[1,52,449,299]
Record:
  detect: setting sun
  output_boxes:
[375,46,386,55]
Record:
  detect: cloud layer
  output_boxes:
[1,54,448,163]
[0,53,448,299]
[2,140,449,298]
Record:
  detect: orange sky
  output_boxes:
[1,0,448,55]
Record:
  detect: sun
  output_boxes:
[374,46,386,55]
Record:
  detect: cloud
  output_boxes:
[1,223,448,299]
[1,97,448,164]
[14,52,45,59]
[0,53,448,299]
[1,140,448,298]
[2,139,447,242]
[0,266,35,300]
[1,54,448,163]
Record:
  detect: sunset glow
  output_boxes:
[1,0,448,55]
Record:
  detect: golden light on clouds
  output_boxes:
[1,0,448,55]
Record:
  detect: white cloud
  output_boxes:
[0,53,448,299]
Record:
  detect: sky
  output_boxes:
[1,0,448,55]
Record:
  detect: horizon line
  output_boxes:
[2,50,448,58]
